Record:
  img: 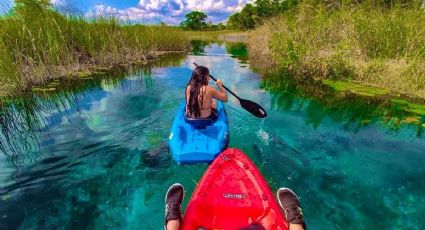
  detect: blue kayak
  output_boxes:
[169,101,229,164]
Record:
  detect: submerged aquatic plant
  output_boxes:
[261,70,425,136]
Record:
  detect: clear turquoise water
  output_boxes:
[1,43,425,229]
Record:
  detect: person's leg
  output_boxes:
[277,188,306,230]
[165,183,185,230]
[289,224,304,230]
[166,220,180,230]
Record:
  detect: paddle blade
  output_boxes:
[240,99,267,118]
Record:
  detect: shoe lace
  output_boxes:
[166,202,181,214]
[283,205,303,223]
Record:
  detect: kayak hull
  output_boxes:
[181,148,288,230]
[169,101,229,164]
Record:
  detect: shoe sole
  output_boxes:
[276,187,298,210]
[164,183,185,230]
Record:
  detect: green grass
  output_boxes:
[0,1,188,96]
[322,79,389,97]
[247,0,425,98]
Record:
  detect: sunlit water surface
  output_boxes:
[1,43,425,229]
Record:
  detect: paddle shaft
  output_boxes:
[193,62,241,100]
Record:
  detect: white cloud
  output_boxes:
[87,4,183,24]
[86,0,254,25]
[50,0,65,6]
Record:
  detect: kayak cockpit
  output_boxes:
[169,101,229,164]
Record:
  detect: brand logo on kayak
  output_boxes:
[223,193,246,199]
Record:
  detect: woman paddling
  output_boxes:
[185,66,228,120]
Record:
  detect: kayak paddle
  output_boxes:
[193,62,267,118]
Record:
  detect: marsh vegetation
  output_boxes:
[0,0,188,97]
[247,0,425,98]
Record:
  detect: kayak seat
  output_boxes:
[184,117,214,129]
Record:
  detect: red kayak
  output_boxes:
[181,148,288,230]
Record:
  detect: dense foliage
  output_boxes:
[180,10,226,31]
[180,11,208,30]
[227,0,298,30]
[227,0,422,30]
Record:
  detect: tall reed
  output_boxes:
[0,1,188,96]
[247,0,425,97]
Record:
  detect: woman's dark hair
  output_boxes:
[187,66,209,118]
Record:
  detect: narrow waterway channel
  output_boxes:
[1,42,424,229]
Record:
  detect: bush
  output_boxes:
[247,1,425,97]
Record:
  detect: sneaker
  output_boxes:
[164,183,185,226]
[277,188,306,229]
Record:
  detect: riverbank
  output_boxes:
[247,1,425,99]
[185,30,250,43]
[0,2,188,97]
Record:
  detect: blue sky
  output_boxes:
[0,0,253,24]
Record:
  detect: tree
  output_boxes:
[255,0,274,18]
[240,3,257,29]
[226,0,299,30]
[217,23,226,30]
[180,11,208,30]
[227,4,257,30]
[228,13,243,30]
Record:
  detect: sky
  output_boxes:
[0,0,254,24]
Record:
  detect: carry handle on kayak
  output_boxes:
[193,62,267,118]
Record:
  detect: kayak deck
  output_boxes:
[181,148,288,230]
[169,101,229,164]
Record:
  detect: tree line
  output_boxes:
[179,0,298,31]
[227,0,298,30]
[180,0,421,31]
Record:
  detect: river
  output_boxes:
[1,42,424,229]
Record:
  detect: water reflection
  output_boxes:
[190,40,210,55]
[0,54,185,192]
[225,42,248,63]
[261,70,425,137]
[190,40,248,63]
